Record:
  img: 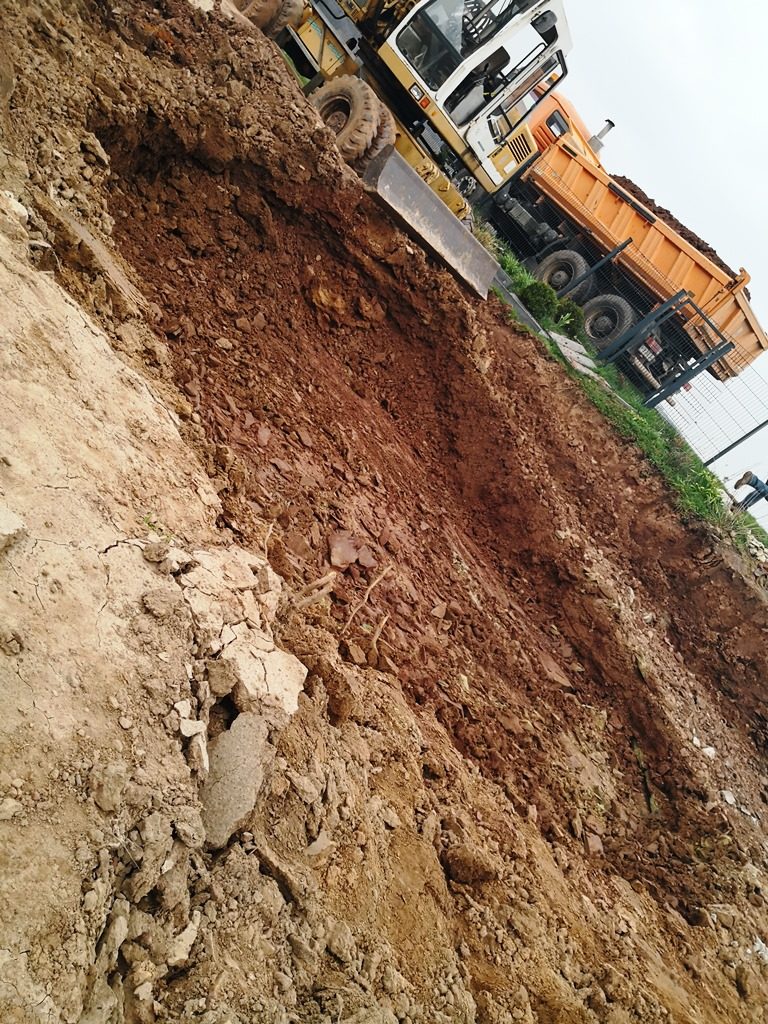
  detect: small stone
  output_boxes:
[378,653,398,675]
[166,910,201,967]
[585,833,604,856]
[735,964,754,1001]
[174,700,192,719]
[442,843,500,884]
[306,830,335,857]
[142,541,169,563]
[81,134,110,166]
[329,530,359,569]
[0,627,23,655]
[381,805,401,829]
[0,797,22,820]
[721,790,736,806]
[200,712,271,849]
[345,642,366,666]
[173,805,205,848]
[0,505,26,554]
[90,762,129,813]
[133,981,153,1002]
[119,716,133,730]
[180,718,206,737]
[326,920,355,964]
[187,733,209,774]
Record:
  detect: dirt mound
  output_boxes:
[1,2,768,1023]
[612,174,739,281]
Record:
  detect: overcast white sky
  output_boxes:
[559,0,768,520]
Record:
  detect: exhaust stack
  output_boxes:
[589,119,615,153]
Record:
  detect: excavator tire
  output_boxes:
[264,0,304,36]
[582,293,636,349]
[310,76,379,163]
[535,248,595,304]
[237,0,281,30]
[353,101,397,173]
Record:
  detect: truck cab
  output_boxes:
[524,91,605,167]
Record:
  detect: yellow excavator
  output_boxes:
[236,0,572,294]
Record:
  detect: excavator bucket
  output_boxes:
[362,148,499,298]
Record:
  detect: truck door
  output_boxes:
[463,49,565,186]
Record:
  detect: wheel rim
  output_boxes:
[548,263,571,291]
[586,308,618,339]
[319,98,351,135]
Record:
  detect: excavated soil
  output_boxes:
[612,175,739,282]
[1,2,768,1023]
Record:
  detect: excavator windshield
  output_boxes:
[396,0,540,89]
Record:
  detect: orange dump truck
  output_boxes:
[489,94,768,393]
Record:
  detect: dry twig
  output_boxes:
[341,564,392,635]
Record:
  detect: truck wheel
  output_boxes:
[354,101,396,173]
[264,0,303,37]
[310,76,380,163]
[238,0,281,29]
[582,294,636,348]
[535,249,595,303]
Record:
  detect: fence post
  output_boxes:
[644,342,735,408]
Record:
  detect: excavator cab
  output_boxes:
[377,0,570,191]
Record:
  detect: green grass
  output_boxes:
[474,224,537,294]
[281,50,310,87]
[498,247,536,294]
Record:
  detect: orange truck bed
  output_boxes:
[523,139,768,378]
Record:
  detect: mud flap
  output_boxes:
[362,147,498,299]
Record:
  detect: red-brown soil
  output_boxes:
[105,0,768,931]
[2,0,767,1020]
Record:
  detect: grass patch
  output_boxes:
[498,247,536,294]
[474,224,537,294]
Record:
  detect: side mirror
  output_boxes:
[532,10,557,34]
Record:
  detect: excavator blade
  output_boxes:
[362,148,498,298]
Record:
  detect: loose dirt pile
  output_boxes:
[612,175,739,282]
[1,3,768,1023]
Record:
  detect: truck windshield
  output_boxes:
[445,27,545,124]
[396,0,540,90]
[488,53,565,139]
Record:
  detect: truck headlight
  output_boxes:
[409,84,424,101]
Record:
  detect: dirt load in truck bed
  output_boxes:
[1,2,768,1023]
[613,174,740,281]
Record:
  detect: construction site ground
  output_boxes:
[1,3,768,1023]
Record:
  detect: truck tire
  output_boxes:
[238,0,281,29]
[310,76,379,164]
[582,293,636,349]
[353,101,396,173]
[264,0,303,37]
[535,249,595,303]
